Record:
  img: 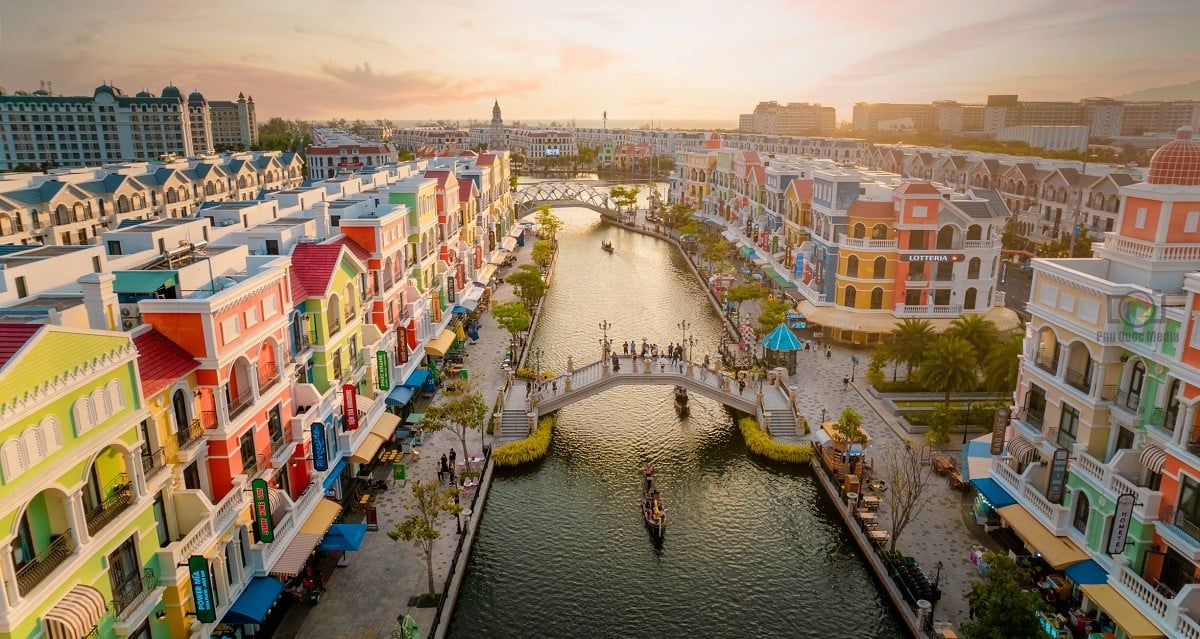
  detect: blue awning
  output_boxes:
[971,477,1017,509]
[385,385,415,407]
[402,368,430,389]
[316,523,369,552]
[1064,559,1109,585]
[322,457,348,491]
[223,576,285,625]
[452,305,470,315]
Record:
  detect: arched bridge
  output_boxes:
[514,181,622,216]
[497,354,805,442]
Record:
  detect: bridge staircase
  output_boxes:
[498,409,531,439]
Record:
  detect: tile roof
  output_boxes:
[894,182,941,195]
[331,236,370,261]
[133,329,198,397]
[289,244,345,300]
[847,200,895,219]
[0,322,44,368]
[787,178,813,201]
[457,178,475,202]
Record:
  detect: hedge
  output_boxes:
[871,378,986,393]
[738,417,814,464]
[903,410,994,429]
[492,415,555,467]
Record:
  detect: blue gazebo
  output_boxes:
[761,324,802,374]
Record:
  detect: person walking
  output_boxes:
[552,380,558,395]
[623,341,629,355]
[525,380,532,396]
[438,454,449,482]
[843,375,850,391]
[449,449,457,475]
[738,378,747,395]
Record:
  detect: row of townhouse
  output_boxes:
[390,129,469,156]
[864,145,1149,248]
[669,146,1021,344]
[0,152,305,248]
[975,128,1200,638]
[0,152,513,639]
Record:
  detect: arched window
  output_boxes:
[843,285,857,308]
[172,389,190,432]
[966,224,982,241]
[846,255,859,278]
[964,288,977,310]
[853,223,866,239]
[872,224,888,240]
[968,257,981,279]
[873,257,886,279]
[936,226,957,249]
[1071,491,1090,533]
[870,287,884,309]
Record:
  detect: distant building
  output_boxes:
[738,101,836,135]
[852,103,936,133]
[305,142,396,179]
[208,92,257,150]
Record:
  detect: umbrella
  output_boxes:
[761,324,803,352]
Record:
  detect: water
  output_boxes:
[447,206,902,638]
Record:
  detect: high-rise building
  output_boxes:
[186,91,215,156]
[851,103,935,133]
[738,101,836,135]
[208,93,257,150]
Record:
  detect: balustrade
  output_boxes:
[111,569,159,620]
[257,366,280,392]
[15,533,74,595]
[85,475,134,535]
[177,418,205,448]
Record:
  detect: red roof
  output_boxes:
[457,178,475,202]
[424,170,452,187]
[894,181,940,195]
[847,200,895,219]
[0,322,43,368]
[459,150,479,157]
[134,329,198,397]
[332,236,370,262]
[750,165,766,184]
[289,244,346,299]
[476,154,496,165]
[787,178,813,201]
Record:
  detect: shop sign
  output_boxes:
[397,325,409,364]
[1046,448,1070,504]
[377,351,390,390]
[188,555,217,623]
[1108,493,1136,555]
[902,254,965,263]
[343,384,359,430]
[311,423,328,472]
[447,275,456,303]
[990,408,1010,455]
[251,478,274,543]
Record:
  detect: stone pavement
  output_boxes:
[274,243,535,639]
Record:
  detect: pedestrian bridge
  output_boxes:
[497,354,805,442]
[514,181,622,216]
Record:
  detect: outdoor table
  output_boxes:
[868,530,890,543]
[463,479,478,488]
[863,496,881,511]
[856,511,877,522]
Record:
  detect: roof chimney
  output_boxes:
[313,201,330,239]
[78,272,119,331]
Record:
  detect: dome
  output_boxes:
[135,90,154,98]
[93,84,120,98]
[187,91,206,104]
[160,85,182,99]
[1148,127,1200,186]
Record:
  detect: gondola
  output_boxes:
[641,466,666,538]
[673,386,689,417]
[601,240,614,253]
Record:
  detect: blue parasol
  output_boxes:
[760,324,803,352]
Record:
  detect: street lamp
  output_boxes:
[962,401,972,445]
[678,319,690,351]
[821,407,827,426]
[533,348,544,377]
[599,320,611,359]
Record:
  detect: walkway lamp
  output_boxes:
[962,402,972,445]
[678,319,690,351]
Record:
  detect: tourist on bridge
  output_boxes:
[623,341,629,355]
[552,380,558,395]
[738,378,746,395]
[526,380,532,396]
[611,353,620,372]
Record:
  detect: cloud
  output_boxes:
[317,61,546,113]
[556,45,621,73]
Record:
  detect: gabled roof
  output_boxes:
[133,329,198,397]
[423,170,452,188]
[957,189,1011,218]
[289,244,357,300]
[894,181,941,196]
[749,165,766,185]
[786,178,813,201]
[0,323,43,368]
[457,178,476,202]
[847,199,895,219]
[4,180,89,205]
[331,236,370,262]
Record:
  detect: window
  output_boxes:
[967,257,980,279]
[107,536,142,611]
[873,257,886,279]
[14,276,26,299]
[846,255,858,278]
[870,287,883,310]
[183,462,201,491]
[1187,211,1200,234]
[267,404,284,445]
[1135,207,1147,229]
[843,286,857,308]
[152,492,169,547]
[1176,475,1200,544]
[1058,404,1079,446]
[1071,491,1090,533]
[239,430,257,474]
[912,205,927,218]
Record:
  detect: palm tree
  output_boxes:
[946,315,998,363]
[919,336,979,408]
[890,319,935,380]
[983,334,1024,393]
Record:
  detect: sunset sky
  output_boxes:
[2,0,1197,125]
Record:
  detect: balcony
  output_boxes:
[111,569,160,621]
[839,236,897,249]
[964,238,1001,250]
[16,533,75,595]
[140,446,167,481]
[1035,355,1057,374]
[227,391,254,420]
[350,351,365,371]
[242,456,258,478]
[328,317,342,337]
[894,304,962,318]
[257,366,280,392]
[1114,389,1142,414]
[177,418,205,450]
[85,476,134,536]
[269,430,289,456]
[1064,368,1091,393]
[1147,407,1178,435]
[1016,406,1045,429]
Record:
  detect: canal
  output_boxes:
[447,199,903,638]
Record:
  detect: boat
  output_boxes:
[673,386,689,417]
[641,466,666,537]
[601,240,614,253]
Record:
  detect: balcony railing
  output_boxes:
[1035,355,1057,374]
[177,418,205,449]
[894,304,962,318]
[140,446,167,480]
[1163,505,1200,546]
[257,367,280,392]
[269,430,288,455]
[16,533,74,595]
[1064,368,1091,393]
[1017,406,1045,429]
[111,569,159,620]
[227,391,254,420]
[85,477,134,536]
[1115,389,1142,413]
[1100,385,1118,402]
[350,352,365,371]
[328,317,342,336]
[242,455,259,478]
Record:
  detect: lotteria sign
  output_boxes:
[311,423,328,472]
[377,351,390,390]
[251,478,274,543]
[343,384,359,430]
[902,254,965,263]
[188,555,217,623]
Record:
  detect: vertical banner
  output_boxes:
[188,555,217,623]
[1046,447,1070,504]
[342,384,359,430]
[377,350,390,390]
[396,325,409,365]
[990,408,1010,456]
[310,423,328,472]
[456,263,466,290]
[447,275,456,304]
[1108,493,1136,555]
[251,478,274,543]
[474,246,483,269]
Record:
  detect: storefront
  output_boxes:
[1078,584,1164,639]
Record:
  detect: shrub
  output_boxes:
[871,379,936,393]
[903,409,994,429]
[493,415,555,467]
[738,417,814,464]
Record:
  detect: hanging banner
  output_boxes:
[377,351,390,390]
[456,263,466,290]
[343,384,359,430]
[1108,493,1136,555]
[311,423,328,472]
[396,325,409,365]
[474,246,483,269]
[188,555,216,623]
[251,478,274,543]
[447,275,456,304]
[990,408,1010,455]
[1046,447,1070,504]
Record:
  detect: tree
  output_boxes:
[889,319,935,380]
[832,407,867,444]
[663,202,694,228]
[531,239,555,269]
[960,552,1048,639]
[398,150,416,162]
[876,440,935,552]
[422,383,488,461]
[946,315,998,364]
[534,205,563,242]
[983,333,1023,393]
[387,480,462,600]
[678,220,702,237]
[925,404,957,445]
[756,297,792,336]
[725,284,765,320]
[918,335,979,408]
[608,185,640,212]
[508,174,519,192]
[506,265,547,312]
[491,301,530,349]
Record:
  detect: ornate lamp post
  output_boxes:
[599,320,611,360]
[678,319,690,356]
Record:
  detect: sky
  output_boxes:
[2,0,1198,125]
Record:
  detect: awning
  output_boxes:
[316,523,369,552]
[500,237,518,252]
[348,433,386,464]
[269,499,342,577]
[1140,445,1167,473]
[487,251,507,266]
[459,286,484,311]
[971,477,1017,509]
[44,584,107,639]
[768,270,795,288]
[402,368,431,389]
[113,270,177,294]
[406,412,425,425]
[222,576,285,625]
[722,229,739,241]
[963,436,993,481]
[739,244,757,258]
[385,385,414,407]
[371,412,401,440]
[996,504,1089,568]
[1079,584,1164,639]
[425,329,457,357]
[1006,436,1040,464]
[475,263,497,284]
[1064,559,1109,585]
[322,457,348,490]
[355,394,375,416]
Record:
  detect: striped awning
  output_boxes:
[1006,436,1039,464]
[1140,445,1167,473]
[44,584,106,639]
[269,499,342,577]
